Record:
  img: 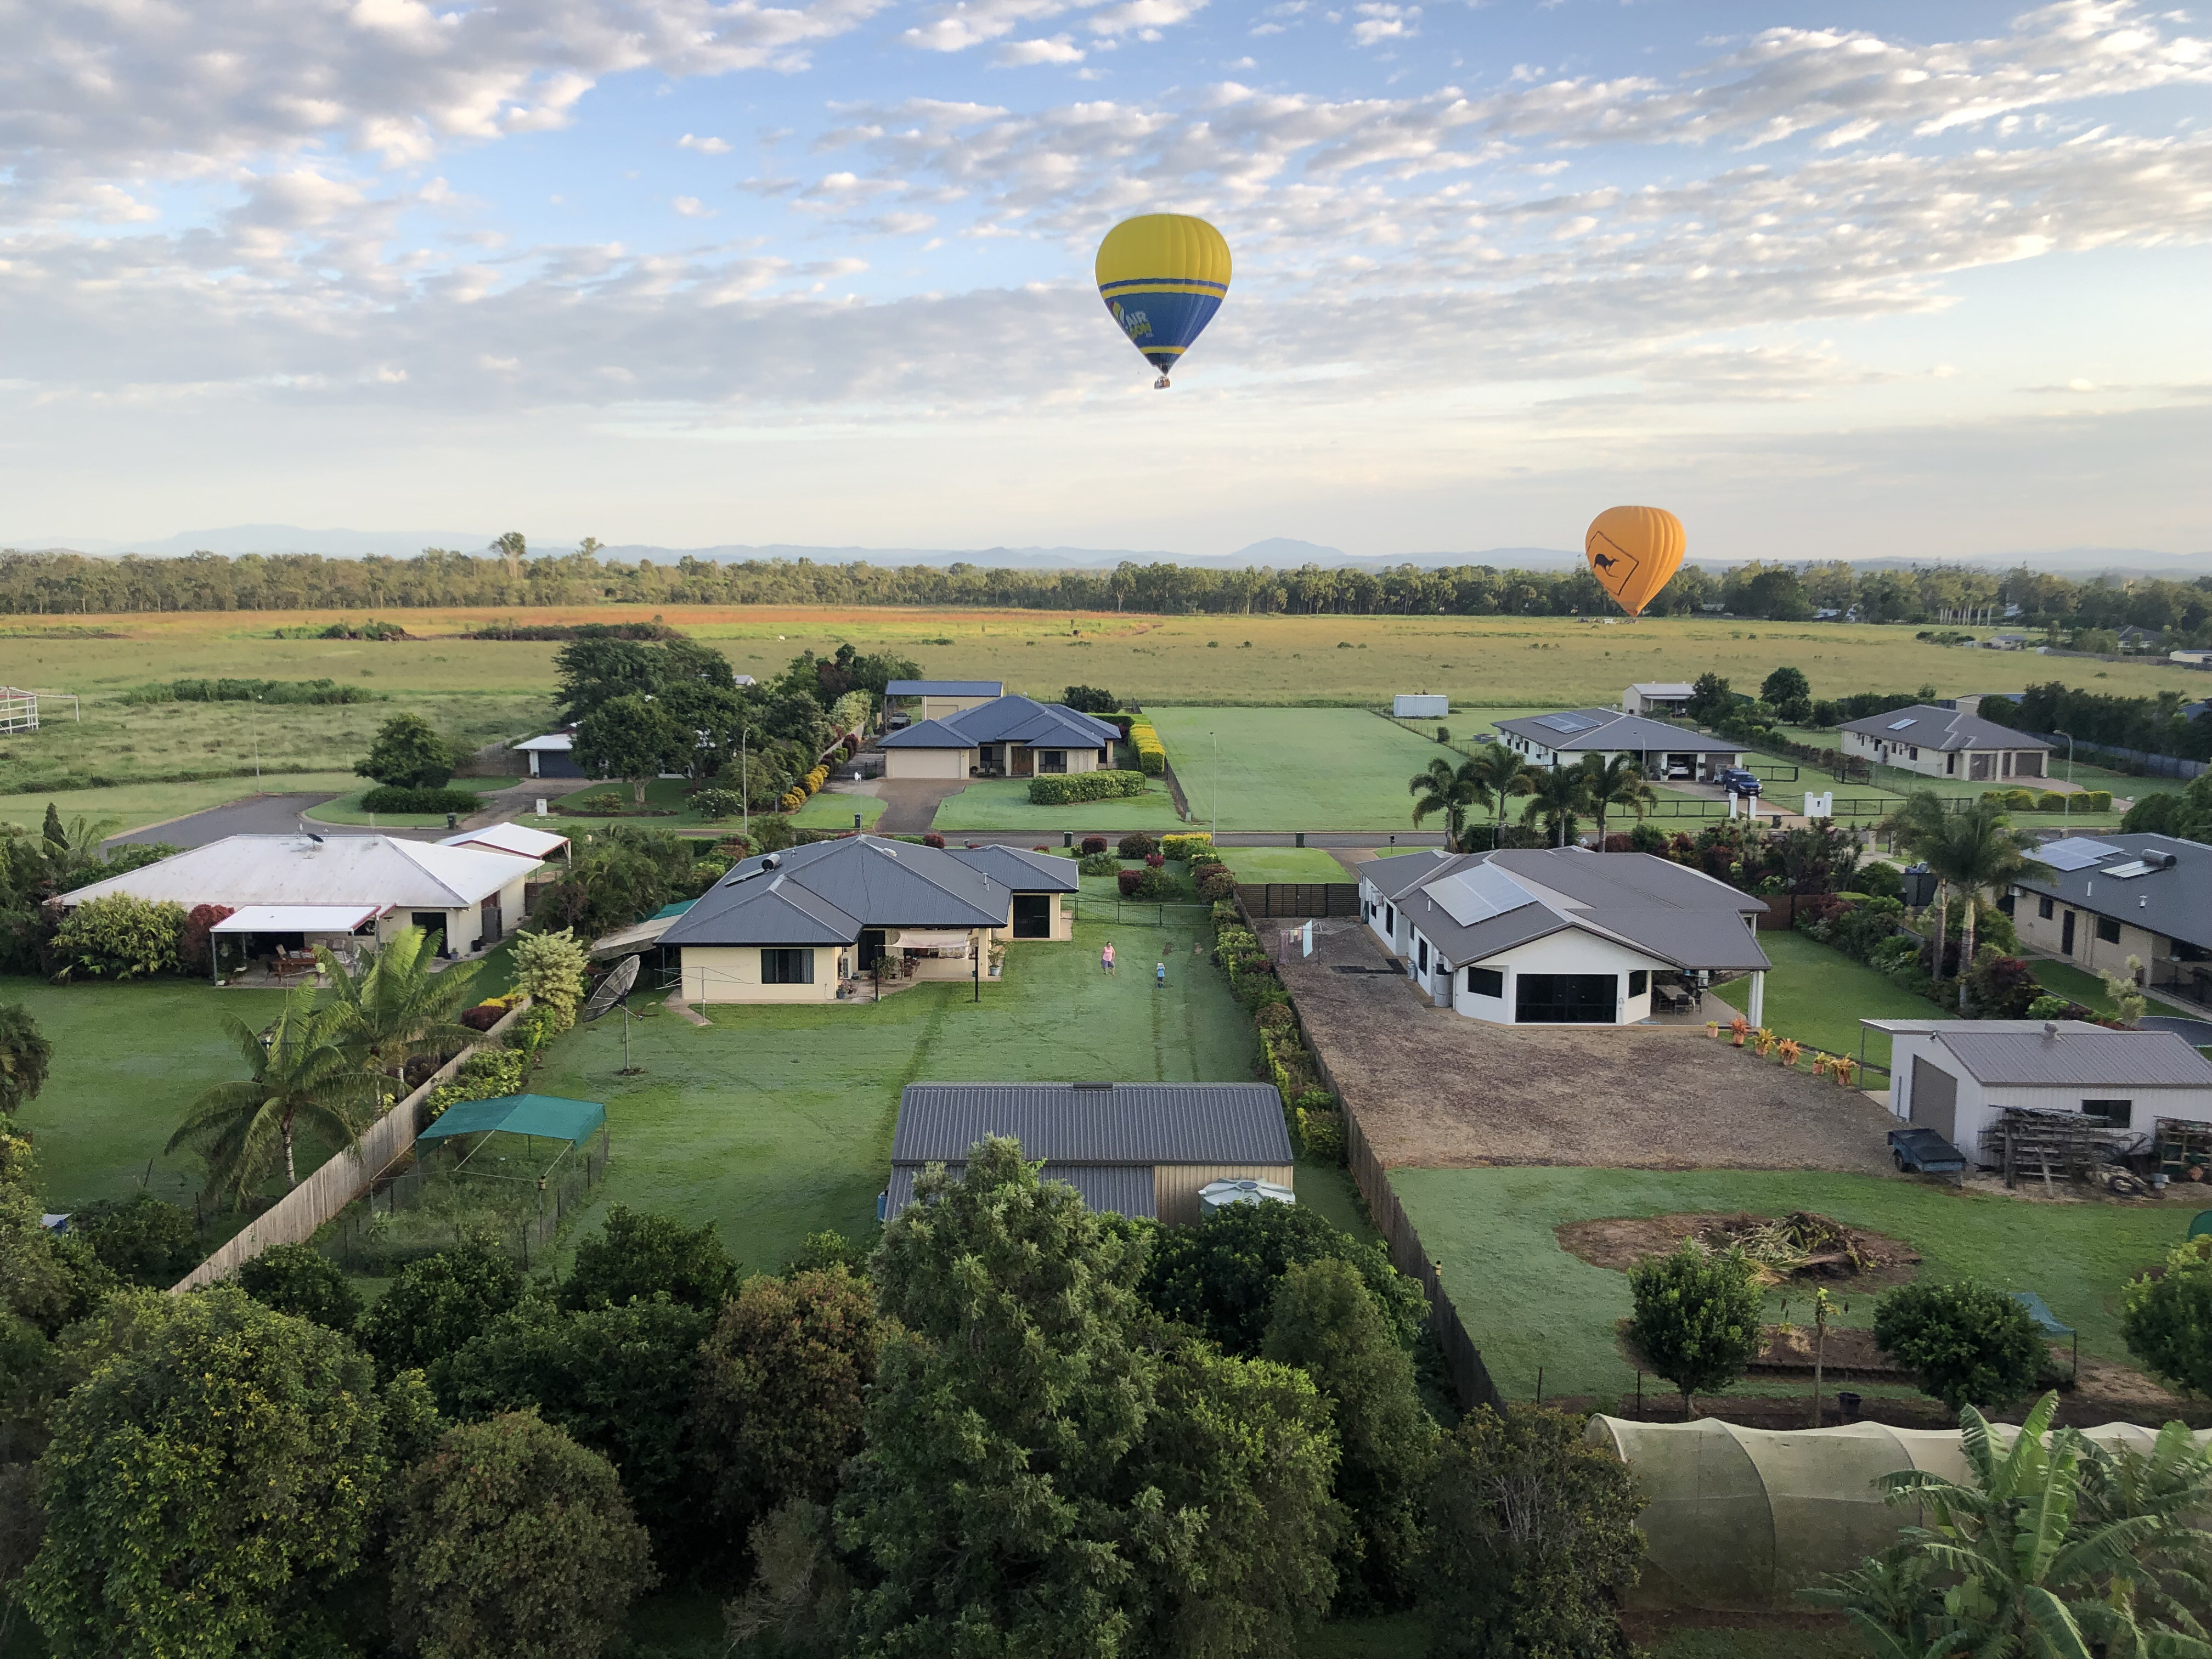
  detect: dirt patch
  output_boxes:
[1751,1324,1910,1379]
[1277,919,1899,1173]
[1557,1211,1922,1289]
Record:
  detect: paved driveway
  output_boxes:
[1277,919,1897,1173]
[109,792,358,848]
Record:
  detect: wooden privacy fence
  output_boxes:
[1237,883,1363,919]
[171,997,532,1293]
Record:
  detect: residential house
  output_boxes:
[59,833,544,961]
[1871,1018,2212,1160]
[2118,626,2163,652]
[878,694,1121,781]
[1622,682,1697,717]
[883,1081,1293,1225]
[2007,833,2212,1007]
[658,834,1079,1003]
[1836,704,2053,782]
[883,680,1006,726]
[1491,708,1745,782]
[1358,846,1772,1026]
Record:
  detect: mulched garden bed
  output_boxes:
[1556,1210,1922,1289]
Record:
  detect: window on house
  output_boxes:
[1628,970,1649,996]
[2039,895,2055,920]
[1466,966,1504,998]
[1037,749,1066,774]
[2096,915,2123,945]
[2083,1099,2133,1128]
[760,948,814,985]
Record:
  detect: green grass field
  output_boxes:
[2027,958,2194,1021]
[792,788,886,829]
[0,772,362,836]
[1145,708,1462,832]
[1218,846,1352,883]
[302,777,507,826]
[1708,930,1955,1071]
[527,917,1257,1274]
[1392,1167,2192,1401]
[931,778,1185,832]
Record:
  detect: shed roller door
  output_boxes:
[1909,1057,1958,1145]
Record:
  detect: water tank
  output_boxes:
[1198,1177,1295,1217]
[1392,694,1449,719]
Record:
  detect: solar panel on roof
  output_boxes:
[1536,713,1600,734]
[2103,860,2153,879]
[1887,718,1917,730]
[2040,838,2121,871]
[1425,862,1539,928]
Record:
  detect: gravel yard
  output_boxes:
[1277,921,1897,1175]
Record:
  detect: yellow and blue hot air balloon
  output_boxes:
[1095,213,1232,389]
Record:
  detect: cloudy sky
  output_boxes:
[5,0,2211,559]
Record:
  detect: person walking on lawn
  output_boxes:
[1155,959,1166,988]
[1102,941,1115,976]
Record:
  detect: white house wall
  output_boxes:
[1890,1032,2212,1162]
[1441,927,1669,1025]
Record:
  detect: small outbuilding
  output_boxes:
[1622,682,1696,717]
[439,821,571,862]
[883,1081,1293,1226]
[1392,693,1449,719]
[513,732,583,778]
[883,680,1005,725]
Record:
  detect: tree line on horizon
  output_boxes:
[3,543,2212,633]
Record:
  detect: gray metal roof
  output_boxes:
[884,680,1004,697]
[1836,704,2054,752]
[1364,850,1484,905]
[2011,833,2212,952]
[879,694,1120,752]
[1931,1026,2212,1087]
[892,1082,1291,1165]
[885,1161,1157,1223]
[1493,709,1743,754]
[945,844,1082,893]
[662,835,1006,947]
[1393,847,1770,972]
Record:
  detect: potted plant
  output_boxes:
[1705,1020,1720,1039]
[1776,1038,1802,1069]
[1729,1017,1750,1048]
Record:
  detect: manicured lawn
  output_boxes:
[1391,1166,2193,1400]
[0,772,363,837]
[1218,845,1351,883]
[931,777,1185,832]
[791,788,885,828]
[303,777,506,826]
[2,977,291,1209]
[528,916,1258,1274]
[2029,958,2193,1020]
[1709,928,1953,1071]
[1146,707,1470,832]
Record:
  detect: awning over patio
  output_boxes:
[419,1093,607,1144]
[890,929,974,949]
[211,904,385,934]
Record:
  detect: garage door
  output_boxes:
[1515,973,1617,1024]
[1909,1057,1959,1144]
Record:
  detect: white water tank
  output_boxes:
[1198,1177,1295,1217]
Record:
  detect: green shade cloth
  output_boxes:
[650,899,697,921]
[419,1093,607,1145]
[2011,1290,2075,1337]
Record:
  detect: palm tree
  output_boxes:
[1578,753,1657,848]
[170,987,379,1200]
[1891,792,2053,1009]
[1465,743,1531,850]
[1521,765,1592,848]
[1408,757,1480,851]
[317,926,484,1091]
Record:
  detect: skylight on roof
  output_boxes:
[2040,838,2121,872]
[1887,718,1917,730]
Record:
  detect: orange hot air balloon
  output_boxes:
[1584,506,1686,618]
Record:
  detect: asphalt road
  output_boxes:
[109,793,433,849]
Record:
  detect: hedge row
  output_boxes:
[361,785,482,814]
[1980,786,2112,812]
[1212,907,1345,1164]
[1129,719,1166,776]
[1027,769,1149,805]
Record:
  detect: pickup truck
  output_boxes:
[1889,1126,1967,1178]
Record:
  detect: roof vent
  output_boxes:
[2044,1022,2061,1041]
[1071,1081,1115,1092]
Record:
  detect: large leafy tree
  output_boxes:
[390,1411,656,1659]
[1261,1258,1438,1611]
[21,1288,391,1658]
[1408,757,1482,851]
[316,923,481,1084]
[238,1242,363,1333]
[1521,764,1592,848]
[1889,791,2053,1007]
[168,985,379,1200]
[0,1005,51,1114]
[691,1268,879,1527]
[558,1205,740,1312]
[1875,1279,2046,1414]
[357,1240,525,1378]
[356,711,455,789]
[574,693,690,805]
[1626,1242,1763,1419]
[1423,1404,1645,1659]
[1577,753,1656,848]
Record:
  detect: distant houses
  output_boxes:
[1491,708,1746,784]
[1835,704,2053,782]
[2007,832,2211,1006]
[878,693,1120,781]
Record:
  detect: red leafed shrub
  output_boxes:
[1117,832,1158,859]
[460,1001,507,1032]
[922,833,946,849]
[1144,853,1165,869]
[181,904,235,972]
[1602,833,1633,853]
[1081,836,1108,856]
[1032,844,1050,853]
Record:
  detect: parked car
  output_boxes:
[1714,766,1762,797]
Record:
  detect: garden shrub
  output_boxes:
[1118,867,1171,900]
[1129,719,1167,776]
[1080,836,1108,856]
[1195,866,1238,905]
[237,1242,363,1333]
[1161,833,1213,860]
[2081,790,2113,811]
[360,785,482,815]
[1874,1279,2045,1413]
[2026,993,2070,1020]
[1626,1242,1763,1418]
[557,1206,739,1312]
[753,816,799,854]
[425,1048,528,1119]
[1420,1404,1643,1659]
[72,1190,200,1286]
[1296,1108,1347,1164]
[1117,831,1159,858]
[459,995,518,1032]
[777,790,804,812]
[921,833,946,849]
[358,1241,524,1378]
[1078,851,1121,876]
[688,787,744,819]
[1966,953,2041,1018]
[180,903,235,973]
[511,928,588,1014]
[1144,852,1165,869]
[1211,900,1242,928]
[51,895,187,980]
[1627,822,1669,855]
[2038,790,2070,812]
[1026,770,1148,805]
[2122,1237,2212,1397]
[1144,1198,1426,1357]
[507,1002,574,1065]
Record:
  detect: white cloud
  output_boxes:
[672,195,715,216]
[1351,4,1417,47]
[997,34,1087,64]
[678,133,734,153]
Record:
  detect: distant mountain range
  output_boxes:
[9,525,2212,579]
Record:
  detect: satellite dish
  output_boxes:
[583,954,640,1023]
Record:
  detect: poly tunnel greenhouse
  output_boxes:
[1584,1415,2212,1608]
